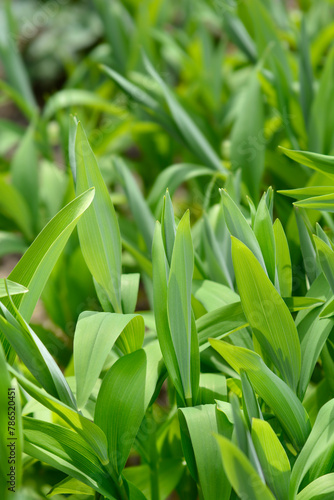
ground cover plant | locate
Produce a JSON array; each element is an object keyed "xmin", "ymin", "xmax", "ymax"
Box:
[{"xmin": 2, "ymin": 0, "xmax": 334, "ymax": 499}]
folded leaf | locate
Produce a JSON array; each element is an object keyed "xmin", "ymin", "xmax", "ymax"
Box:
[
  {"xmin": 231, "ymin": 237, "xmax": 301, "ymax": 391},
  {"xmin": 210, "ymin": 340, "xmax": 310, "ymax": 450}
]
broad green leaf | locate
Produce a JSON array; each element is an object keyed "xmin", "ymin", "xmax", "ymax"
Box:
[
  {"xmin": 196, "ymin": 302, "xmax": 248, "ymax": 350},
  {"xmin": 167, "ymin": 211, "xmax": 200, "ymax": 406},
  {"xmin": 192, "ymin": 279, "xmax": 240, "ymax": 312},
  {"xmin": 74, "ymin": 312, "xmax": 144, "ymax": 409},
  {"xmin": 210, "ymin": 340, "xmax": 311, "ymax": 450},
  {"xmin": 231, "ymin": 71, "xmax": 264, "ymax": 202},
  {"xmin": 94, "ymin": 349, "xmax": 148, "ymax": 475},
  {"xmin": 251, "ymin": 418, "xmax": 291, "ymax": 500},
  {"xmin": 152, "ymin": 222, "xmax": 184, "ymax": 403},
  {"xmin": 290, "ymin": 399, "xmax": 334, "ymax": 499},
  {"xmin": 296, "ymin": 474, "xmax": 334, "ymax": 500},
  {"xmin": 231, "ymin": 237, "xmax": 301, "ymax": 391},
  {"xmin": 7, "ymin": 365, "xmax": 109, "ymax": 465},
  {"xmin": 0, "ymin": 302, "xmax": 76, "ymax": 409},
  {"xmin": 121, "ymin": 273, "xmax": 140, "ymax": 314},
  {"xmin": 24, "ymin": 440, "xmax": 116, "ymax": 500},
  {"xmin": 220, "ymin": 189, "xmax": 266, "ymax": 271},
  {"xmin": 273, "ymin": 219, "xmax": 292, "ymax": 296},
  {"xmin": 280, "ymin": 147, "xmax": 334, "ymax": 178},
  {"xmin": 199, "ymin": 373, "xmax": 227, "ymax": 405},
  {"xmin": 144, "ymin": 54, "xmax": 226, "ymax": 173},
  {"xmin": 215, "ymin": 435, "xmax": 275, "ymax": 500},
  {"xmin": 114, "ymin": 157, "xmax": 155, "ymax": 253},
  {"xmin": 11, "ymin": 123, "xmax": 39, "ymax": 228},
  {"xmin": 179, "ymin": 405, "xmax": 231, "ymax": 500},
  {"xmin": 3, "ymin": 189, "xmax": 94, "ymax": 362},
  {"xmin": 23, "ymin": 417, "xmax": 117, "ymax": 498},
  {"xmin": 75, "ymin": 121, "xmax": 122, "ymax": 313},
  {"xmin": 254, "ymin": 194, "xmax": 276, "ymax": 283},
  {"xmin": 48, "ymin": 476, "xmax": 94, "ymax": 497}
]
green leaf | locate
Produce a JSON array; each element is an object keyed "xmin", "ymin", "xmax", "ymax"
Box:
[
  {"xmin": 296, "ymin": 474, "xmax": 334, "ymax": 500},
  {"xmin": 161, "ymin": 189, "xmax": 176, "ymax": 266},
  {"xmin": 273, "ymin": 219, "xmax": 292, "ymax": 296},
  {"xmin": 3, "ymin": 189, "xmax": 94, "ymax": 361},
  {"xmin": 202, "ymin": 215, "xmax": 234, "ymax": 288},
  {"xmin": 143, "ymin": 54, "xmax": 226, "ymax": 173},
  {"xmin": 8, "ymin": 365, "xmax": 109, "ymax": 465},
  {"xmin": 94, "ymin": 349, "xmax": 148, "ymax": 475},
  {"xmin": 231, "ymin": 237, "xmax": 301, "ymax": 391},
  {"xmin": 167, "ymin": 211, "xmax": 200, "ymax": 406},
  {"xmin": 199, "ymin": 373, "xmax": 227, "ymax": 405},
  {"xmin": 11, "ymin": 123, "xmax": 39, "ymax": 228},
  {"xmin": 314, "ymin": 235, "xmax": 334, "ymax": 292},
  {"xmin": 280, "ymin": 147, "xmax": 334, "ymax": 178},
  {"xmin": 43, "ymin": 89, "xmax": 124, "ymax": 120},
  {"xmin": 241, "ymin": 371, "xmax": 263, "ymax": 428},
  {"xmin": 197, "ymin": 302, "xmax": 248, "ymax": 350},
  {"xmin": 210, "ymin": 340, "xmax": 311, "ymax": 450},
  {"xmin": 0, "ymin": 176, "xmax": 34, "ymax": 240},
  {"xmin": 74, "ymin": 121, "xmax": 122, "ymax": 313},
  {"xmin": 114, "ymin": 157, "xmax": 155, "ymax": 253},
  {"xmin": 251, "ymin": 418, "xmax": 291, "ymax": 500},
  {"xmin": 278, "ymin": 186, "xmax": 334, "ymax": 200},
  {"xmin": 0, "ymin": 280, "xmax": 27, "ymax": 298},
  {"xmin": 231, "ymin": 71, "xmax": 265, "ymax": 202},
  {"xmin": 123, "ymin": 459, "xmax": 185, "ymax": 500},
  {"xmin": 152, "ymin": 222, "xmax": 184, "ymax": 403},
  {"xmin": 121, "ymin": 273, "xmax": 140, "ymax": 314},
  {"xmin": 254, "ymin": 193, "xmax": 276, "ymax": 283},
  {"xmin": 192, "ymin": 279, "xmax": 240, "ymax": 312},
  {"xmin": 290, "ymin": 399, "xmax": 334, "ymax": 499},
  {"xmin": 74, "ymin": 312, "xmax": 144, "ymax": 409},
  {"xmin": 295, "ymin": 208, "xmax": 319, "ymax": 284},
  {"xmin": 101, "ymin": 64, "xmax": 184, "ymax": 144},
  {"xmin": 179, "ymin": 405, "xmax": 231, "ymax": 500},
  {"xmin": 147, "ymin": 164, "xmax": 212, "ymax": 215},
  {"xmin": 23, "ymin": 417, "xmax": 117, "ymax": 499},
  {"xmin": 215, "ymin": 435, "xmax": 275, "ymax": 500},
  {"xmin": 48, "ymin": 476, "xmax": 94, "ymax": 497},
  {"xmin": 294, "ymin": 194, "xmax": 334, "ymax": 212},
  {"xmin": 0, "ymin": 302, "xmax": 76, "ymax": 409},
  {"xmin": 220, "ymin": 189, "xmax": 266, "ymax": 271}
]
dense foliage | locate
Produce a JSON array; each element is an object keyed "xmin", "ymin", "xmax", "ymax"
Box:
[{"xmin": 1, "ymin": 0, "xmax": 334, "ymax": 498}]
